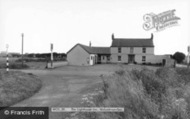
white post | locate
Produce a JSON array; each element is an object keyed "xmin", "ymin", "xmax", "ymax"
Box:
[
  {"xmin": 188, "ymin": 46, "xmax": 190, "ymax": 68},
  {"xmin": 6, "ymin": 44, "xmax": 9, "ymax": 72},
  {"xmin": 50, "ymin": 43, "xmax": 53, "ymax": 68}
]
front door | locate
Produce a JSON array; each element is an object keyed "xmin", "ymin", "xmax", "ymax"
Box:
[
  {"xmin": 89, "ymin": 55, "xmax": 95, "ymax": 65},
  {"xmin": 128, "ymin": 55, "xmax": 135, "ymax": 63}
]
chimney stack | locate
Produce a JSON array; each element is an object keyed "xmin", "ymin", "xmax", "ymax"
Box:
[
  {"xmin": 89, "ymin": 41, "xmax": 91, "ymax": 47},
  {"xmin": 112, "ymin": 33, "xmax": 115, "ymax": 40},
  {"xmin": 151, "ymin": 33, "xmax": 153, "ymax": 40}
]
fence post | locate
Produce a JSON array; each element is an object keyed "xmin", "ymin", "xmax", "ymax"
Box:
[
  {"xmin": 6, "ymin": 44, "xmax": 9, "ymax": 72},
  {"xmin": 50, "ymin": 43, "xmax": 54, "ymax": 68},
  {"xmin": 188, "ymin": 46, "xmax": 190, "ymax": 68}
]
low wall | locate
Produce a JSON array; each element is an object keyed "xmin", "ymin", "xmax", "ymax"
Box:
[
  {"xmin": 146, "ymin": 55, "xmax": 174, "ymax": 67},
  {"xmin": 47, "ymin": 61, "xmax": 68, "ymax": 68}
]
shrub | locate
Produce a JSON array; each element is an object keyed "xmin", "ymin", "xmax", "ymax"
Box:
[
  {"xmin": 79, "ymin": 67, "xmax": 190, "ymax": 119},
  {"xmin": 173, "ymin": 52, "xmax": 186, "ymax": 63},
  {"xmin": 0, "ymin": 62, "xmax": 29, "ymax": 69},
  {"xmin": 97, "ymin": 70, "xmax": 159, "ymax": 119},
  {"xmin": 175, "ymin": 68, "xmax": 190, "ymax": 84},
  {"xmin": 9, "ymin": 63, "xmax": 29, "ymax": 69}
]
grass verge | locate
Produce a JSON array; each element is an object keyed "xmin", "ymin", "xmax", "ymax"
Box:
[
  {"xmin": 77, "ymin": 67, "xmax": 190, "ymax": 119},
  {"xmin": 0, "ymin": 70, "xmax": 42, "ymax": 106}
]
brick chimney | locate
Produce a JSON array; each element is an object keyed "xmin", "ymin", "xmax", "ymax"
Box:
[
  {"xmin": 89, "ymin": 41, "xmax": 91, "ymax": 47},
  {"xmin": 151, "ymin": 33, "xmax": 153, "ymax": 40},
  {"xmin": 112, "ymin": 33, "xmax": 115, "ymax": 40}
]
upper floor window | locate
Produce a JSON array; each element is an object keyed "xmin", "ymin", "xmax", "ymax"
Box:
[
  {"xmin": 142, "ymin": 47, "xmax": 146, "ymax": 53},
  {"xmin": 118, "ymin": 47, "xmax": 121, "ymax": 53},
  {"xmin": 130, "ymin": 47, "xmax": 134, "ymax": 54}
]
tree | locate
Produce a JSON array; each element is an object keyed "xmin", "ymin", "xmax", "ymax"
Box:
[{"xmin": 173, "ymin": 52, "xmax": 185, "ymax": 63}]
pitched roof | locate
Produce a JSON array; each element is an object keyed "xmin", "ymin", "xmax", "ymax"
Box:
[
  {"xmin": 111, "ymin": 33, "xmax": 154, "ymax": 47},
  {"xmin": 67, "ymin": 44, "xmax": 110, "ymax": 55}
]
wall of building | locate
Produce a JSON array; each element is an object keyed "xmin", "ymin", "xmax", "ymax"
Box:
[
  {"xmin": 135, "ymin": 55, "xmax": 162, "ymax": 64},
  {"xmin": 110, "ymin": 47, "xmax": 154, "ymax": 63},
  {"xmin": 67, "ymin": 45, "xmax": 90, "ymax": 66},
  {"xmin": 110, "ymin": 47, "xmax": 154, "ymax": 54},
  {"xmin": 111, "ymin": 54, "xmax": 128, "ymax": 63},
  {"xmin": 101, "ymin": 55, "xmax": 111, "ymax": 63},
  {"xmin": 134, "ymin": 47, "xmax": 154, "ymax": 55}
]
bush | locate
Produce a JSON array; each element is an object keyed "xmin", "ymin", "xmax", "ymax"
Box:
[
  {"xmin": 9, "ymin": 63, "xmax": 29, "ymax": 69},
  {"xmin": 79, "ymin": 67, "xmax": 190, "ymax": 119},
  {"xmin": 132, "ymin": 68, "xmax": 166, "ymax": 104},
  {"xmin": 0, "ymin": 62, "xmax": 29, "ymax": 69},
  {"xmin": 175, "ymin": 68, "xmax": 190, "ymax": 84},
  {"xmin": 173, "ymin": 52, "xmax": 186, "ymax": 63},
  {"xmin": 95, "ymin": 70, "xmax": 159, "ymax": 119}
]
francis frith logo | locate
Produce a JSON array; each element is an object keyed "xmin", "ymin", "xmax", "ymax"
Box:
[{"xmin": 143, "ymin": 9, "xmax": 180, "ymax": 31}]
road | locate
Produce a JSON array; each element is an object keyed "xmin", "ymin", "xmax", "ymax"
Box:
[
  {"xmin": 12, "ymin": 64, "xmax": 157, "ymax": 119},
  {"xmin": 13, "ymin": 66, "xmax": 106, "ymax": 119}
]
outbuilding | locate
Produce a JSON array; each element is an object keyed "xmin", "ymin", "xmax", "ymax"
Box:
[{"xmin": 67, "ymin": 44, "xmax": 110, "ymax": 66}]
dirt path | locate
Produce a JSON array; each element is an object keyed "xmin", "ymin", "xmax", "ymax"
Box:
[{"xmin": 13, "ymin": 69, "xmax": 104, "ymax": 119}]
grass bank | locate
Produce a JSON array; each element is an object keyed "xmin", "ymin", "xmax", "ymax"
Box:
[
  {"xmin": 78, "ymin": 67, "xmax": 190, "ymax": 119},
  {"xmin": 0, "ymin": 70, "xmax": 42, "ymax": 106}
]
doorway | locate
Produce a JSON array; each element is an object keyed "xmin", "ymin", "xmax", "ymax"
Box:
[{"xmin": 128, "ymin": 55, "xmax": 135, "ymax": 63}]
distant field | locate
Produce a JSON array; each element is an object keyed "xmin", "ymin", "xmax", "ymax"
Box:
[
  {"xmin": 0, "ymin": 57, "xmax": 18, "ymax": 63},
  {"xmin": 0, "ymin": 57, "xmax": 47, "ymax": 69}
]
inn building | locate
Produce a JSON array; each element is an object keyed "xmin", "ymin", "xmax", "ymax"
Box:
[
  {"xmin": 67, "ymin": 34, "xmax": 173, "ymax": 66},
  {"xmin": 110, "ymin": 34, "xmax": 154, "ymax": 64}
]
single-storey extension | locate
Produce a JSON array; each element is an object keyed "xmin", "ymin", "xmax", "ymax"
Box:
[{"xmin": 67, "ymin": 44, "xmax": 110, "ymax": 65}]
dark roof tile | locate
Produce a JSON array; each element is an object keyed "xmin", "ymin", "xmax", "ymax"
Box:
[
  {"xmin": 111, "ymin": 34, "xmax": 154, "ymax": 47},
  {"xmin": 80, "ymin": 44, "xmax": 110, "ymax": 54},
  {"xmin": 67, "ymin": 44, "xmax": 110, "ymax": 55}
]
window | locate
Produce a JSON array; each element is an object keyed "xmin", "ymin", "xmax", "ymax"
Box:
[
  {"xmin": 107, "ymin": 56, "xmax": 110, "ymax": 61},
  {"xmin": 142, "ymin": 47, "xmax": 146, "ymax": 53},
  {"xmin": 130, "ymin": 47, "xmax": 134, "ymax": 54},
  {"xmin": 142, "ymin": 56, "xmax": 146, "ymax": 62},
  {"xmin": 118, "ymin": 47, "xmax": 121, "ymax": 53},
  {"xmin": 102, "ymin": 56, "xmax": 104, "ymax": 60},
  {"xmin": 118, "ymin": 56, "xmax": 121, "ymax": 61}
]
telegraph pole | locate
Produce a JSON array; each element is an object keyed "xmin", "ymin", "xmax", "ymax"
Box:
[
  {"xmin": 188, "ymin": 46, "xmax": 190, "ymax": 68},
  {"xmin": 6, "ymin": 44, "xmax": 9, "ymax": 72},
  {"xmin": 21, "ymin": 33, "xmax": 24, "ymax": 67},
  {"xmin": 50, "ymin": 43, "xmax": 54, "ymax": 68}
]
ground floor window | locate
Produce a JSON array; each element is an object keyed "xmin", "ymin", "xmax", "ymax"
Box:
[
  {"xmin": 118, "ymin": 56, "xmax": 121, "ymax": 61},
  {"xmin": 142, "ymin": 56, "xmax": 146, "ymax": 62},
  {"xmin": 107, "ymin": 56, "xmax": 110, "ymax": 61}
]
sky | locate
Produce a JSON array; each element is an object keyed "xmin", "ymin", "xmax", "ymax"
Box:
[{"xmin": 0, "ymin": 0, "xmax": 190, "ymax": 55}]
